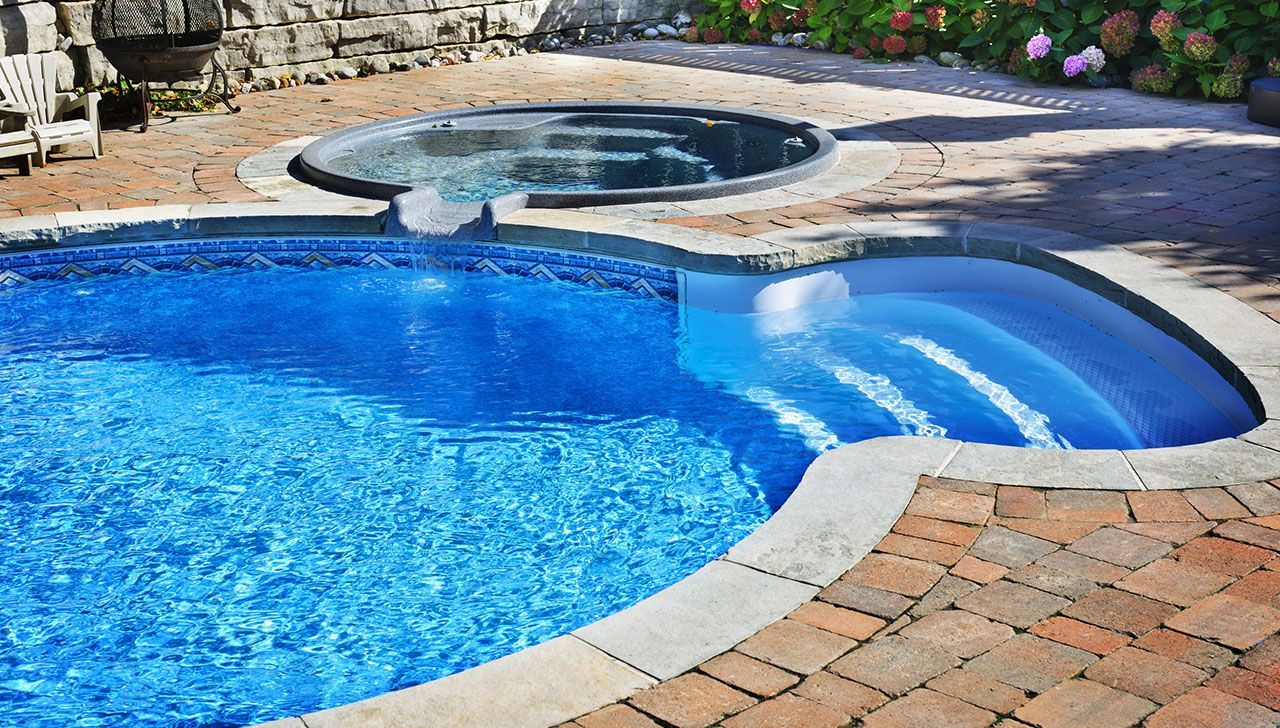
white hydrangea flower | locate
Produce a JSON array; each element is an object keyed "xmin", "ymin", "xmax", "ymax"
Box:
[{"xmin": 1082, "ymin": 45, "xmax": 1106, "ymax": 73}]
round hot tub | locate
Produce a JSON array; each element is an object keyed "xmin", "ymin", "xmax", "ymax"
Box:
[{"xmin": 297, "ymin": 102, "xmax": 840, "ymax": 205}]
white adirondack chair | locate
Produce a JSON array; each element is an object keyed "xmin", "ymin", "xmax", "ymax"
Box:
[{"xmin": 0, "ymin": 54, "xmax": 102, "ymax": 166}]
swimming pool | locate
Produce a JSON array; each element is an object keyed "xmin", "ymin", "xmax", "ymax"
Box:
[
  {"xmin": 297, "ymin": 103, "xmax": 838, "ymax": 205},
  {"xmin": 0, "ymin": 239, "xmax": 1253, "ymax": 726}
]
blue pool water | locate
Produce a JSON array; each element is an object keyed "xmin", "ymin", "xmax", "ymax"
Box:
[{"xmin": 0, "ymin": 264, "xmax": 1243, "ymax": 726}]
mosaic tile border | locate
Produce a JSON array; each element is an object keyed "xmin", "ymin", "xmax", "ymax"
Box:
[{"xmin": 0, "ymin": 237, "xmax": 680, "ymax": 302}]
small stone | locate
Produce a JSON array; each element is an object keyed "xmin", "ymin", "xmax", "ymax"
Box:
[
  {"xmin": 428, "ymin": 58, "xmax": 442, "ymax": 68},
  {"xmin": 1147, "ymin": 686, "xmax": 1280, "ymax": 728},
  {"xmin": 1069, "ymin": 527, "xmax": 1171, "ymax": 569},
  {"xmin": 629, "ymin": 23, "xmax": 649, "ymax": 34},
  {"xmin": 790, "ymin": 601, "xmax": 886, "ymax": 640},
  {"xmin": 927, "ymin": 669, "xmax": 1029, "ymax": 714},
  {"xmin": 1031, "ymin": 616, "xmax": 1130, "ymax": 656},
  {"xmin": 541, "ymin": 37, "xmax": 560, "ymax": 51},
  {"xmin": 864, "ymin": 689, "xmax": 995, "ymax": 728},
  {"xmin": 952, "ymin": 59, "xmax": 971, "ymax": 69},
  {"xmin": 466, "ymin": 51, "xmax": 485, "ymax": 63},
  {"xmin": 336, "ymin": 66, "xmax": 358, "ymax": 80},
  {"xmin": 956, "ymin": 580, "xmax": 1070, "ymax": 629},
  {"xmin": 656, "ymin": 24, "xmax": 678, "ymax": 37},
  {"xmin": 966, "ymin": 634, "xmax": 1097, "ymax": 694},
  {"xmin": 1134, "ymin": 628, "xmax": 1236, "ymax": 671},
  {"xmin": 720, "ymin": 694, "xmax": 847, "ymax": 728},
  {"xmin": 700, "ymin": 652, "xmax": 798, "ymax": 697},
  {"xmin": 642, "ymin": 28, "xmax": 660, "ymax": 39},
  {"xmin": 898, "ymin": 609, "xmax": 1014, "ymax": 658},
  {"xmin": 938, "ymin": 51, "xmax": 963, "ymax": 65},
  {"xmin": 913, "ymin": 55, "xmax": 938, "ymax": 65},
  {"xmin": 1064, "ymin": 588, "xmax": 1179, "ymax": 636},
  {"xmin": 793, "ymin": 672, "xmax": 887, "ymax": 718},
  {"xmin": 811, "ymin": 40, "xmax": 828, "ymax": 50},
  {"xmin": 736, "ymin": 619, "xmax": 855, "ymax": 674},
  {"xmin": 1085, "ymin": 646, "xmax": 1208, "ymax": 704},
  {"xmin": 829, "ymin": 636, "xmax": 960, "ymax": 696},
  {"xmin": 1015, "ymin": 679, "xmax": 1156, "ymax": 727},
  {"xmin": 621, "ymin": 33, "xmax": 634, "ymax": 42},
  {"xmin": 367, "ymin": 57, "xmax": 390, "ymax": 74},
  {"xmin": 628, "ymin": 673, "xmax": 755, "ymax": 728},
  {"xmin": 771, "ymin": 32, "xmax": 787, "ymax": 46},
  {"xmin": 414, "ymin": 54, "xmax": 431, "ymax": 66},
  {"xmin": 791, "ymin": 32, "xmax": 808, "ymax": 47},
  {"xmin": 1166, "ymin": 594, "xmax": 1280, "ymax": 650}
]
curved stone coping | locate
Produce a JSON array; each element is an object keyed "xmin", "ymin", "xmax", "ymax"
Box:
[
  {"xmin": 5, "ymin": 205, "xmax": 1280, "ymax": 726},
  {"xmin": 295, "ymin": 102, "xmax": 841, "ymax": 206},
  {"xmin": 0, "ymin": 201, "xmax": 389, "ymax": 252}
]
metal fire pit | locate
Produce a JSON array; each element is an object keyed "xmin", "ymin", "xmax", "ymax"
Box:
[{"xmin": 92, "ymin": 0, "xmax": 240, "ymax": 132}]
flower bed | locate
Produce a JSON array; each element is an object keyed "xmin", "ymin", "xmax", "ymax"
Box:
[{"xmin": 693, "ymin": 0, "xmax": 1280, "ymax": 99}]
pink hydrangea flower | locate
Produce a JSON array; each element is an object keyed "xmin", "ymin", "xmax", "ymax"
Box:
[
  {"xmin": 739, "ymin": 0, "xmax": 762, "ymax": 13},
  {"xmin": 1132, "ymin": 64, "xmax": 1175, "ymax": 94},
  {"xmin": 890, "ymin": 11, "xmax": 913, "ymax": 31},
  {"xmin": 883, "ymin": 34, "xmax": 908, "ymax": 55},
  {"xmin": 1101, "ymin": 11, "xmax": 1139, "ymax": 56},
  {"xmin": 1183, "ymin": 32, "xmax": 1217, "ymax": 64},
  {"xmin": 1150, "ymin": 10, "xmax": 1181, "ymax": 50}
]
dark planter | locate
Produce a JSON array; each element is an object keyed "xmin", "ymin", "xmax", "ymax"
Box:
[{"xmin": 1248, "ymin": 77, "xmax": 1280, "ymax": 129}]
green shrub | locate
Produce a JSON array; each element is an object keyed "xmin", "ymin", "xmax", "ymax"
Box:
[{"xmin": 692, "ymin": 0, "xmax": 1280, "ymax": 98}]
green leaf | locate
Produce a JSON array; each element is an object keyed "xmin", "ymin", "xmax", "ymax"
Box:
[
  {"xmin": 1081, "ymin": 3, "xmax": 1104, "ymax": 24},
  {"xmin": 1262, "ymin": 2, "xmax": 1280, "ymax": 17},
  {"xmin": 1197, "ymin": 71, "xmax": 1215, "ymax": 98},
  {"xmin": 1204, "ymin": 8, "xmax": 1228, "ymax": 31},
  {"xmin": 1035, "ymin": 0, "xmax": 1055, "ymax": 13},
  {"xmin": 959, "ymin": 31, "xmax": 986, "ymax": 48}
]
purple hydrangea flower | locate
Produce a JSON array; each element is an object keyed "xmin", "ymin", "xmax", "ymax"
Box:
[
  {"xmin": 1026, "ymin": 34, "xmax": 1052, "ymax": 60},
  {"xmin": 1063, "ymin": 54, "xmax": 1087, "ymax": 77}
]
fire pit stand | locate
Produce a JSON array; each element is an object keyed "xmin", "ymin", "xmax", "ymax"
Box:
[{"xmin": 92, "ymin": 0, "xmax": 240, "ymax": 132}]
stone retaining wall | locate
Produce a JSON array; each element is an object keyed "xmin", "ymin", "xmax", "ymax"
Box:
[{"xmin": 0, "ymin": 0, "xmax": 690, "ymax": 90}]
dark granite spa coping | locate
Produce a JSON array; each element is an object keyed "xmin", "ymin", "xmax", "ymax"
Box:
[{"xmin": 294, "ymin": 102, "xmax": 840, "ymax": 206}]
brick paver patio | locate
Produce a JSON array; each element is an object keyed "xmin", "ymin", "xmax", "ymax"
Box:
[
  {"xmin": 2, "ymin": 43, "xmax": 1277, "ymax": 316},
  {"xmin": 564, "ymin": 477, "xmax": 1280, "ymax": 728}
]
